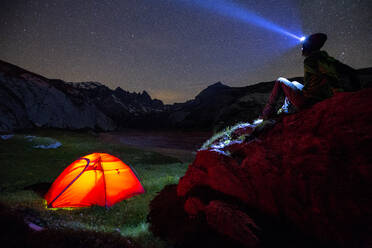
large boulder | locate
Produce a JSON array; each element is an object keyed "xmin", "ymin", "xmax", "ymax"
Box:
[{"xmin": 149, "ymin": 88, "xmax": 372, "ymax": 247}]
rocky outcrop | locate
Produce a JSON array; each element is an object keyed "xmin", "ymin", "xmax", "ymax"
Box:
[
  {"xmin": 149, "ymin": 88, "xmax": 372, "ymax": 247},
  {"xmin": 0, "ymin": 60, "xmax": 165, "ymax": 132},
  {"xmin": 0, "ymin": 73, "xmax": 116, "ymax": 131}
]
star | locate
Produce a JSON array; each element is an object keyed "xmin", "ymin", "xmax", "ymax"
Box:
[{"xmin": 0, "ymin": 0, "xmax": 370, "ymax": 104}]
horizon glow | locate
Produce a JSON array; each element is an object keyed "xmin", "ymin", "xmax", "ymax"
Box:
[{"xmin": 179, "ymin": 0, "xmax": 304, "ymax": 42}]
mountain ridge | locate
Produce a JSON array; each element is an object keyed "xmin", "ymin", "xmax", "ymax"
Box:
[{"xmin": 1, "ymin": 59, "xmax": 371, "ymax": 132}]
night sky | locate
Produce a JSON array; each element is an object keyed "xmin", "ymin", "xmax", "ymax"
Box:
[{"xmin": 1, "ymin": 0, "xmax": 371, "ymax": 103}]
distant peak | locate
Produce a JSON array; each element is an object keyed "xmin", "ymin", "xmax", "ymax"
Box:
[
  {"xmin": 73, "ymin": 81, "xmax": 104, "ymax": 89},
  {"xmin": 195, "ymin": 82, "xmax": 230, "ymax": 100},
  {"xmin": 208, "ymin": 82, "xmax": 228, "ymax": 88},
  {"xmin": 142, "ymin": 90, "xmax": 150, "ymax": 97}
]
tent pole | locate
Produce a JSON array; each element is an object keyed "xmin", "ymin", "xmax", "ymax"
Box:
[{"xmin": 47, "ymin": 158, "xmax": 90, "ymax": 208}]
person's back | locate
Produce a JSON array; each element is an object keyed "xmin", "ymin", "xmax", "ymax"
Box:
[
  {"xmin": 302, "ymin": 50, "xmax": 334, "ymax": 103},
  {"xmin": 259, "ymin": 33, "xmax": 360, "ymax": 120},
  {"xmin": 303, "ymin": 50, "xmax": 361, "ymax": 104},
  {"xmin": 317, "ymin": 51, "xmax": 361, "ymax": 92}
]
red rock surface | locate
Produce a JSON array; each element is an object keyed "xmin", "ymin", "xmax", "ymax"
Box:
[{"xmin": 149, "ymin": 89, "xmax": 372, "ymax": 247}]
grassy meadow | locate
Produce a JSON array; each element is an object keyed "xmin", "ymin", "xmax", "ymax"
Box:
[{"xmin": 0, "ymin": 129, "xmax": 190, "ymax": 247}]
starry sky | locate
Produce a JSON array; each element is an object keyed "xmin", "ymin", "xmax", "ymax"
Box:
[{"xmin": 1, "ymin": 0, "xmax": 371, "ymax": 103}]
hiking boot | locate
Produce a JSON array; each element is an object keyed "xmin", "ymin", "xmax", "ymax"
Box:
[{"xmin": 277, "ymin": 97, "xmax": 297, "ymax": 115}]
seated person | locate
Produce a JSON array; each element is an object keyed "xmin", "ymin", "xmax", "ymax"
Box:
[{"xmin": 260, "ymin": 33, "xmax": 360, "ymax": 120}]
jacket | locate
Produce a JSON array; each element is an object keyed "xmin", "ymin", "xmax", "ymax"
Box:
[{"xmin": 303, "ymin": 51, "xmax": 342, "ymax": 102}]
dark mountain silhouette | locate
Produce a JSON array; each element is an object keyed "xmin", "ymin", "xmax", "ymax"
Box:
[{"xmin": 0, "ymin": 59, "xmax": 371, "ymax": 132}]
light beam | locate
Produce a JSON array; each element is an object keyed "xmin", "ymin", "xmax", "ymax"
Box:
[{"xmin": 179, "ymin": 0, "xmax": 304, "ymax": 42}]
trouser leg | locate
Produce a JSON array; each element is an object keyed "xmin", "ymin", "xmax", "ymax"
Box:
[
  {"xmin": 281, "ymin": 79, "xmax": 305, "ymax": 107},
  {"xmin": 261, "ymin": 78, "xmax": 305, "ymax": 119}
]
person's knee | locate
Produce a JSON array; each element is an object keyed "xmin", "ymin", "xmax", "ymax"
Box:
[
  {"xmin": 276, "ymin": 77, "xmax": 289, "ymax": 84},
  {"xmin": 291, "ymin": 81, "xmax": 304, "ymax": 90}
]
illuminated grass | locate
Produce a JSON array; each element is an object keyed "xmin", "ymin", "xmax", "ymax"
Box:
[
  {"xmin": 200, "ymin": 122, "xmax": 253, "ymax": 150},
  {"xmin": 0, "ymin": 129, "xmax": 188, "ymax": 248}
]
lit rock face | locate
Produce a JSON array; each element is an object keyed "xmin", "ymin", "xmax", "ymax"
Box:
[
  {"xmin": 0, "ymin": 74, "xmax": 116, "ymax": 131},
  {"xmin": 149, "ymin": 88, "xmax": 372, "ymax": 248},
  {"xmin": 0, "ymin": 60, "xmax": 164, "ymax": 132}
]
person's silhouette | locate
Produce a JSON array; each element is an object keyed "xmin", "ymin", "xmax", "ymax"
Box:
[{"xmin": 259, "ymin": 33, "xmax": 359, "ymax": 120}]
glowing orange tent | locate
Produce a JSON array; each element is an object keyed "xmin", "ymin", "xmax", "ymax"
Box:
[{"xmin": 45, "ymin": 153, "xmax": 145, "ymax": 208}]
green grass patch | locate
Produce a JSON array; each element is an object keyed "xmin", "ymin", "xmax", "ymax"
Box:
[
  {"xmin": 200, "ymin": 122, "xmax": 252, "ymax": 150},
  {"xmin": 0, "ymin": 129, "xmax": 188, "ymax": 247}
]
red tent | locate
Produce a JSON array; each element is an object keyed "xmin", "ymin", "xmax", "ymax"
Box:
[{"xmin": 45, "ymin": 153, "xmax": 145, "ymax": 208}]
